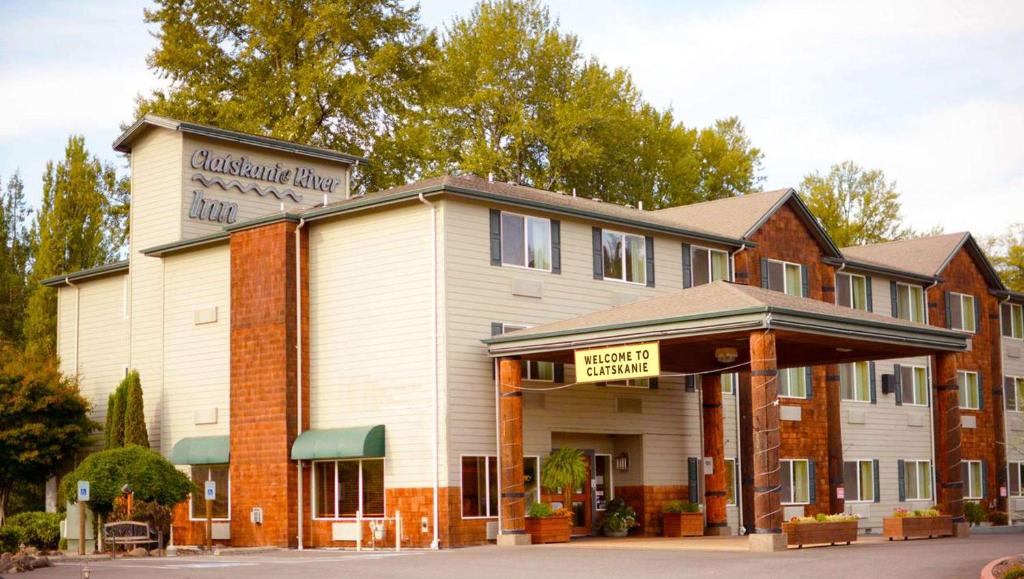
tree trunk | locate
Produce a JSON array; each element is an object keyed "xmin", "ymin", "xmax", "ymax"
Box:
[{"xmin": 0, "ymin": 486, "xmax": 9, "ymax": 527}]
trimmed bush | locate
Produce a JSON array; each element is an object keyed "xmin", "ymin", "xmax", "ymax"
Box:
[
  {"xmin": 527, "ymin": 502, "xmax": 553, "ymax": 518},
  {"xmin": 964, "ymin": 501, "xmax": 987, "ymax": 525},
  {"xmin": 663, "ymin": 500, "xmax": 700, "ymax": 514},
  {"xmin": 0, "ymin": 525, "xmax": 25, "ymax": 555},
  {"xmin": 6, "ymin": 511, "xmax": 62, "ymax": 549},
  {"xmin": 61, "ymin": 445, "xmax": 194, "ymax": 517}
]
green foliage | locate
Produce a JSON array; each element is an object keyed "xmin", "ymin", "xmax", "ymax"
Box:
[
  {"xmin": 0, "ymin": 525, "xmax": 25, "ymax": 554},
  {"xmin": 104, "ymin": 393, "xmax": 116, "ymax": 450},
  {"xmin": 541, "ymin": 448, "xmax": 587, "ymax": 499},
  {"xmin": 663, "ymin": 500, "xmax": 700, "ymax": 514},
  {"xmin": 109, "ymin": 380, "xmax": 128, "ymax": 449},
  {"xmin": 6, "ymin": 512, "xmax": 62, "ymax": 550},
  {"xmin": 990, "ymin": 510, "xmax": 1008, "ymax": 526},
  {"xmin": 61, "ymin": 446, "xmax": 194, "ymax": 517},
  {"xmin": 601, "ymin": 498, "xmax": 638, "ymax": 533},
  {"xmin": 964, "ymin": 501, "xmax": 987, "ymax": 525},
  {"xmin": 0, "ymin": 172, "xmax": 32, "ymax": 346},
  {"xmin": 0, "ymin": 344, "xmax": 97, "ymax": 526},
  {"xmin": 122, "ymin": 371, "xmax": 149, "ymax": 448},
  {"xmin": 984, "ymin": 224, "xmax": 1024, "ymax": 292},
  {"xmin": 24, "ymin": 136, "xmax": 127, "ymax": 358},
  {"xmin": 1003, "ymin": 566, "xmax": 1024, "ymax": 579},
  {"xmin": 527, "ymin": 502, "xmax": 553, "ymax": 518},
  {"xmin": 800, "ymin": 160, "xmax": 911, "ymax": 248}
]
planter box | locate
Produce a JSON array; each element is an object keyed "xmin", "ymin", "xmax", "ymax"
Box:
[
  {"xmin": 662, "ymin": 512, "xmax": 704, "ymax": 537},
  {"xmin": 883, "ymin": 515, "xmax": 953, "ymax": 541},
  {"xmin": 525, "ymin": 515, "xmax": 572, "ymax": 544},
  {"xmin": 781, "ymin": 521, "xmax": 858, "ymax": 548}
]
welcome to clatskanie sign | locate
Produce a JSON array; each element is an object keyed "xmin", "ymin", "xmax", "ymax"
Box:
[{"xmin": 574, "ymin": 342, "xmax": 660, "ymax": 383}]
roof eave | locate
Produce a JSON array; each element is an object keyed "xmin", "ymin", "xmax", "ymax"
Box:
[
  {"xmin": 742, "ymin": 190, "xmax": 844, "ymax": 259},
  {"xmin": 40, "ymin": 260, "xmax": 130, "ymax": 287}
]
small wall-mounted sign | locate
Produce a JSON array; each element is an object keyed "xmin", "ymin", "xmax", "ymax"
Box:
[
  {"xmin": 205, "ymin": 480, "xmax": 217, "ymax": 501},
  {"xmin": 836, "ymin": 486, "xmax": 845, "ymax": 500},
  {"xmin": 77, "ymin": 481, "xmax": 90, "ymax": 502},
  {"xmin": 702, "ymin": 457, "xmax": 714, "ymax": 475},
  {"xmin": 574, "ymin": 342, "xmax": 660, "ymax": 383}
]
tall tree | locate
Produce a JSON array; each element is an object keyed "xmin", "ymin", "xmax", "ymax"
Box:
[
  {"xmin": 23, "ymin": 136, "xmax": 124, "ymax": 358},
  {"xmin": 985, "ymin": 224, "xmax": 1024, "ymax": 292},
  {"xmin": 136, "ymin": 0, "xmax": 436, "ymax": 190},
  {"xmin": 410, "ymin": 0, "xmax": 762, "ymax": 207},
  {"xmin": 0, "ymin": 172, "xmax": 33, "ymax": 345},
  {"xmin": 122, "ymin": 371, "xmax": 149, "ymax": 448},
  {"xmin": 800, "ymin": 161, "xmax": 911, "ymax": 247},
  {"xmin": 0, "ymin": 344, "xmax": 97, "ymax": 526}
]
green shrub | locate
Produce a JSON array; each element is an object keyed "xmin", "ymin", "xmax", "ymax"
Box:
[
  {"xmin": 122, "ymin": 371, "xmax": 149, "ymax": 448},
  {"xmin": 0, "ymin": 525, "xmax": 25, "ymax": 554},
  {"xmin": 989, "ymin": 510, "xmax": 1009, "ymax": 525},
  {"xmin": 964, "ymin": 501, "xmax": 987, "ymax": 525},
  {"xmin": 527, "ymin": 502, "xmax": 553, "ymax": 518},
  {"xmin": 61, "ymin": 445, "xmax": 194, "ymax": 517},
  {"xmin": 6, "ymin": 511, "xmax": 62, "ymax": 549},
  {"xmin": 1003, "ymin": 566, "xmax": 1024, "ymax": 579},
  {"xmin": 663, "ymin": 500, "xmax": 700, "ymax": 514}
]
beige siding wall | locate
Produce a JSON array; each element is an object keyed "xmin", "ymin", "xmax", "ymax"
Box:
[
  {"xmin": 160, "ymin": 244, "xmax": 231, "ymax": 456},
  {"xmin": 56, "ymin": 275, "xmax": 130, "ymax": 437},
  {"xmin": 308, "ymin": 202, "xmax": 440, "ymax": 488},
  {"xmin": 1002, "ymin": 337, "xmax": 1024, "ymax": 519},
  {"xmin": 441, "ymin": 198, "xmax": 725, "ymax": 490}
]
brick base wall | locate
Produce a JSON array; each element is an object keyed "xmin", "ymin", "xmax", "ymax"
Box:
[
  {"xmin": 615, "ymin": 485, "xmax": 688, "ymax": 536},
  {"xmin": 170, "ymin": 502, "xmax": 231, "ymax": 547}
]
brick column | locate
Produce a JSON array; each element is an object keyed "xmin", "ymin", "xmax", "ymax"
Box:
[
  {"xmin": 498, "ymin": 357, "xmax": 529, "ymax": 545},
  {"xmin": 701, "ymin": 373, "xmax": 729, "ymax": 534},
  {"xmin": 825, "ymin": 365, "xmax": 845, "ymax": 514},
  {"xmin": 749, "ymin": 331, "xmax": 785, "ymax": 551},
  {"xmin": 932, "ymin": 351, "xmax": 966, "ymax": 532},
  {"xmin": 229, "ymin": 219, "xmax": 309, "ymax": 548}
]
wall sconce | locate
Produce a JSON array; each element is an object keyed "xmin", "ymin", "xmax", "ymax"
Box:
[
  {"xmin": 715, "ymin": 347, "xmax": 738, "ymax": 364},
  {"xmin": 614, "ymin": 453, "xmax": 629, "ymax": 472}
]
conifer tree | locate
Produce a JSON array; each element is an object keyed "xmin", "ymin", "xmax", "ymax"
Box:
[
  {"xmin": 104, "ymin": 392, "xmax": 117, "ymax": 450},
  {"xmin": 109, "ymin": 380, "xmax": 128, "ymax": 449},
  {"xmin": 122, "ymin": 371, "xmax": 149, "ymax": 448},
  {"xmin": 0, "ymin": 172, "xmax": 32, "ymax": 345}
]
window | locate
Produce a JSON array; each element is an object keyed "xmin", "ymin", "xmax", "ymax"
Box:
[
  {"xmin": 602, "ymin": 230, "xmax": 646, "ymax": 284},
  {"xmin": 903, "ymin": 460, "xmax": 933, "ymax": 501},
  {"xmin": 961, "ymin": 460, "xmax": 984, "ymax": 499},
  {"xmin": 461, "ymin": 456, "xmax": 498, "ymax": 518},
  {"xmin": 842, "ymin": 460, "xmax": 875, "ymax": 502},
  {"xmin": 840, "ymin": 362, "xmax": 871, "ymax": 402},
  {"xmin": 900, "ymin": 365, "xmax": 929, "ymax": 406},
  {"xmin": 778, "ymin": 367, "xmax": 808, "ymax": 399},
  {"xmin": 949, "ymin": 292, "xmax": 977, "ymax": 333},
  {"xmin": 594, "ymin": 455, "xmax": 613, "ymax": 511},
  {"xmin": 189, "ymin": 464, "xmax": 230, "ymax": 520},
  {"xmin": 780, "ymin": 459, "xmax": 810, "ymax": 504},
  {"xmin": 691, "ymin": 246, "xmax": 730, "ymax": 286},
  {"xmin": 314, "ymin": 459, "xmax": 385, "ymax": 518},
  {"xmin": 725, "ymin": 458, "xmax": 738, "ymax": 506},
  {"xmin": 1007, "ymin": 376, "xmax": 1024, "ymax": 412},
  {"xmin": 957, "ymin": 371, "xmax": 980, "ymax": 410},
  {"xmin": 895, "ymin": 283, "xmax": 926, "ymax": 323},
  {"xmin": 1010, "ymin": 462, "xmax": 1024, "ymax": 497},
  {"xmin": 1002, "ymin": 303, "xmax": 1024, "ymax": 339},
  {"xmin": 836, "ymin": 272, "xmax": 868, "ymax": 311},
  {"xmin": 524, "ymin": 456, "xmax": 541, "ymax": 507},
  {"xmin": 500, "ymin": 212, "xmax": 551, "ymax": 271},
  {"xmin": 765, "ymin": 259, "xmax": 804, "ymax": 297},
  {"xmin": 721, "ymin": 373, "xmax": 737, "ymax": 395},
  {"xmin": 501, "ymin": 324, "xmax": 554, "ymax": 381}
]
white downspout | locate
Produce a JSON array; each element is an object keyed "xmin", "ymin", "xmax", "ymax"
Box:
[
  {"xmin": 418, "ymin": 193, "xmax": 440, "ymax": 550},
  {"xmin": 295, "ymin": 218, "xmax": 306, "ymax": 550}
]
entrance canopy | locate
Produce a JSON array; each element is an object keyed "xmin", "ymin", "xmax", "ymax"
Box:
[{"xmin": 484, "ymin": 281, "xmax": 968, "ymax": 372}]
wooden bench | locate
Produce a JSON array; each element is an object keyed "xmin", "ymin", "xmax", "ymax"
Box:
[{"xmin": 103, "ymin": 521, "xmax": 157, "ymax": 551}]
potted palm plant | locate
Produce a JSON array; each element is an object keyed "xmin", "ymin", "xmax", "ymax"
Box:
[{"xmin": 525, "ymin": 449, "xmax": 588, "ymax": 543}]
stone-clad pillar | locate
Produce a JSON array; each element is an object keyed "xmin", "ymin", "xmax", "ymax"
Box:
[
  {"xmin": 702, "ymin": 373, "xmax": 729, "ymax": 534},
  {"xmin": 749, "ymin": 331, "xmax": 785, "ymax": 551},
  {"xmin": 825, "ymin": 365, "xmax": 845, "ymax": 514},
  {"xmin": 932, "ymin": 351, "xmax": 968, "ymax": 536},
  {"xmin": 498, "ymin": 357, "xmax": 529, "ymax": 545}
]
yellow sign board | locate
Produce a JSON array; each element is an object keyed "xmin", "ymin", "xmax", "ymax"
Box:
[{"xmin": 574, "ymin": 343, "xmax": 660, "ymax": 383}]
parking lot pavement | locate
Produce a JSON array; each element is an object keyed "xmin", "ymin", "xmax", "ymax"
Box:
[{"xmin": 23, "ymin": 532, "xmax": 1024, "ymax": 579}]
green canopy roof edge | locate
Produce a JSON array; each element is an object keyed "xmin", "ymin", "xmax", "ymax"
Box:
[
  {"xmin": 291, "ymin": 425, "xmax": 386, "ymax": 461},
  {"xmin": 169, "ymin": 435, "xmax": 230, "ymax": 465}
]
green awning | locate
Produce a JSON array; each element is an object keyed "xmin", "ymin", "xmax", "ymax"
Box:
[
  {"xmin": 290, "ymin": 425, "xmax": 385, "ymax": 460},
  {"xmin": 169, "ymin": 435, "xmax": 230, "ymax": 465}
]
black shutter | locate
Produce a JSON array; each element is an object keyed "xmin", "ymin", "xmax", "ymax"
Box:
[
  {"xmin": 685, "ymin": 375, "xmax": 697, "ymax": 392},
  {"xmin": 890, "ymin": 281, "xmax": 899, "ymax": 318},
  {"xmin": 805, "ymin": 367, "xmax": 813, "ymax": 399},
  {"xmin": 974, "ymin": 296, "xmax": 981, "ymax": 332},
  {"xmin": 869, "ymin": 362, "xmax": 877, "ymax": 404},
  {"xmin": 489, "ymin": 209, "xmax": 502, "ymax": 266},
  {"xmin": 808, "ymin": 460, "xmax": 816, "ymax": 504},
  {"xmin": 553, "ymin": 364, "xmax": 564, "ymax": 383},
  {"xmin": 894, "ymin": 364, "xmax": 903, "ymax": 406},
  {"xmin": 978, "ymin": 372, "xmax": 984, "ymax": 410},
  {"xmin": 760, "ymin": 258, "xmax": 769, "ymax": 288},
  {"xmin": 945, "ymin": 291, "xmax": 953, "ymax": 328},
  {"xmin": 873, "ymin": 459, "xmax": 881, "ymax": 503},
  {"xmin": 926, "ymin": 366, "xmax": 932, "ymax": 407},
  {"xmin": 550, "ymin": 219, "xmax": 561, "ymax": 274},
  {"xmin": 897, "ymin": 460, "xmax": 906, "ymax": 501},
  {"xmin": 648, "ymin": 377, "xmax": 659, "ymax": 390},
  {"xmin": 681, "ymin": 243, "xmax": 692, "ymax": 288},
  {"xmin": 866, "ymin": 276, "xmax": 874, "ymax": 312},
  {"xmin": 801, "ymin": 265, "xmax": 810, "ymax": 297},
  {"xmin": 981, "ymin": 460, "xmax": 987, "ymax": 498},
  {"xmin": 592, "ymin": 227, "xmax": 603, "ymax": 280},
  {"xmin": 1007, "ymin": 377, "xmax": 1017, "ymax": 411},
  {"xmin": 688, "ymin": 457, "xmax": 699, "ymax": 503},
  {"xmin": 645, "ymin": 236, "xmax": 655, "ymax": 288}
]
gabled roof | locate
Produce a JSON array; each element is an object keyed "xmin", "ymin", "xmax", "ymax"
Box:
[
  {"xmin": 653, "ymin": 188, "xmax": 843, "ymax": 258},
  {"xmin": 113, "ymin": 114, "xmax": 367, "ymax": 165},
  {"xmin": 841, "ymin": 232, "xmax": 1005, "ymax": 289}
]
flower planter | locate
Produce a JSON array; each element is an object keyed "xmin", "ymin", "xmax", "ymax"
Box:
[
  {"xmin": 882, "ymin": 515, "xmax": 953, "ymax": 541},
  {"xmin": 525, "ymin": 515, "xmax": 572, "ymax": 544},
  {"xmin": 781, "ymin": 520, "xmax": 858, "ymax": 548},
  {"xmin": 662, "ymin": 512, "xmax": 704, "ymax": 537}
]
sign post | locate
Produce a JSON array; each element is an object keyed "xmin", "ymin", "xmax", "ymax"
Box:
[
  {"xmin": 204, "ymin": 480, "xmax": 216, "ymax": 552},
  {"xmin": 77, "ymin": 481, "xmax": 90, "ymax": 555}
]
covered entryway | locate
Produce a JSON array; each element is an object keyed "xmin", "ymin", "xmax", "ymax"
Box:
[{"xmin": 484, "ymin": 281, "xmax": 971, "ymax": 551}]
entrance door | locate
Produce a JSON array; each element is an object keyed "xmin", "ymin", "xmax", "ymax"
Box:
[{"xmin": 542, "ymin": 449, "xmax": 595, "ymax": 536}]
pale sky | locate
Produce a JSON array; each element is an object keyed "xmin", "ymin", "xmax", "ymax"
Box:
[{"xmin": 1, "ymin": 0, "xmax": 1022, "ymax": 238}]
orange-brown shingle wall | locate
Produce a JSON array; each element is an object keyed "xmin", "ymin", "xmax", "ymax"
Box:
[
  {"xmin": 930, "ymin": 247, "xmax": 1006, "ymax": 513},
  {"xmin": 229, "ymin": 219, "xmax": 310, "ymax": 548},
  {"xmin": 735, "ymin": 201, "xmax": 838, "ymax": 517}
]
